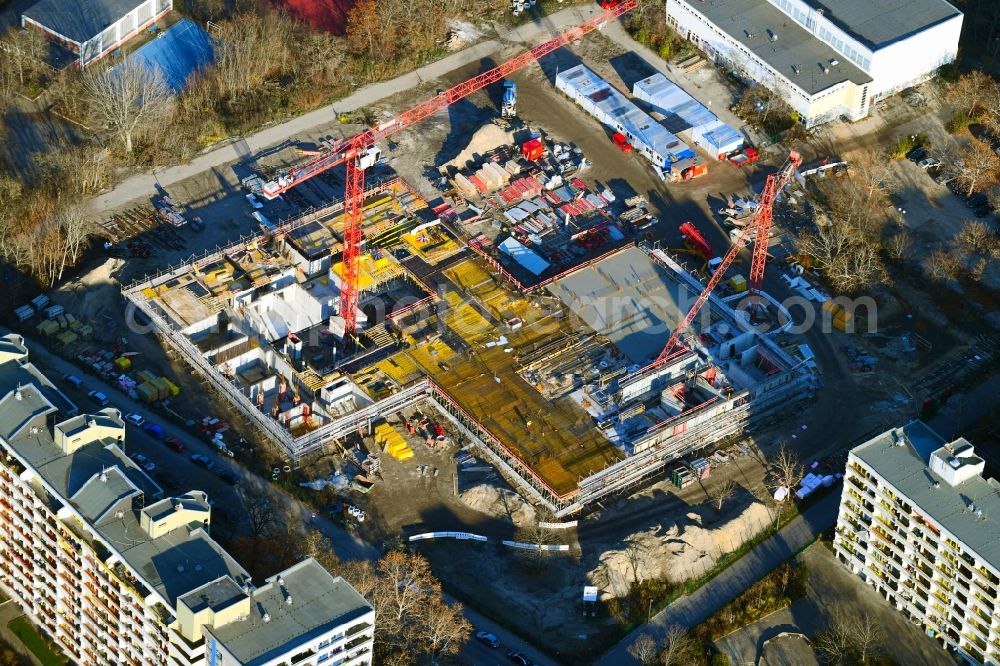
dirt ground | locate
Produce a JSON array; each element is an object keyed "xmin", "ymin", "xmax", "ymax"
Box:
[{"xmin": 413, "ymin": 450, "xmax": 777, "ymax": 659}]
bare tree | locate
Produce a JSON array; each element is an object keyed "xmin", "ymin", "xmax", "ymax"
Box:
[
  {"xmin": 815, "ymin": 612, "xmax": 853, "ymax": 665},
  {"xmin": 948, "ymin": 69, "xmax": 998, "ymax": 116},
  {"xmin": 299, "ymin": 529, "xmax": 341, "ymax": 572},
  {"xmin": 849, "ymin": 149, "xmax": 896, "ymax": 202},
  {"xmin": 954, "ymin": 137, "xmax": 1000, "ymax": 197},
  {"xmin": 852, "ymin": 612, "xmax": 885, "ymax": 664},
  {"xmin": 657, "ymin": 625, "xmax": 694, "ymax": 666},
  {"xmin": 885, "ymin": 227, "xmax": 912, "ymax": 261},
  {"xmin": 81, "ymin": 57, "xmax": 171, "ymax": 154},
  {"xmin": 710, "ymin": 478, "xmax": 738, "ymax": 512},
  {"xmin": 924, "ymin": 248, "xmax": 962, "ymax": 281},
  {"xmin": 957, "ymin": 219, "xmax": 1000, "ymax": 258},
  {"xmin": 628, "ymin": 633, "xmax": 659, "ymax": 665},
  {"xmin": 418, "ymin": 596, "xmax": 472, "ymax": 663},
  {"xmin": 623, "ymin": 536, "xmax": 650, "ymax": 585},
  {"xmin": 771, "ymin": 443, "xmax": 805, "ymax": 490},
  {"xmin": 238, "ymin": 485, "xmax": 278, "ymax": 536}
]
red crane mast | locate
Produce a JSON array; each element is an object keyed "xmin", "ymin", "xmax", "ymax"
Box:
[
  {"xmin": 260, "ymin": 2, "xmax": 637, "ymax": 340},
  {"xmin": 652, "ymin": 151, "xmax": 801, "ymax": 366}
]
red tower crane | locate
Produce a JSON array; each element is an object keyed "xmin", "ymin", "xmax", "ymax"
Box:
[
  {"xmin": 260, "ymin": 2, "xmax": 637, "ymax": 341},
  {"xmin": 651, "ymin": 150, "xmax": 801, "ymax": 366}
]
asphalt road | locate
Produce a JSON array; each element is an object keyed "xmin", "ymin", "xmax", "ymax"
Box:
[{"xmin": 596, "ymin": 491, "xmax": 840, "ymax": 665}]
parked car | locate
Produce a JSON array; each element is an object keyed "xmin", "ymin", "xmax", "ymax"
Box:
[
  {"xmin": 164, "ymin": 436, "xmax": 186, "ymax": 453},
  {"xmin": 125, "ymin": 413, "xmax": 145, "ymax": 427},
  {"xmin": 245, "ymin": 193, "xmax": 264, "ymax": 209},
  {"xmin": 216, "ymin": 470, "xmax": 239, "ymax": 486},
  {"xmin": 906, "ymin": 146, "xmax": 927, "ymax": 162},
  {"xmin": 87, "ymin": 390, "xmax": 109, "ymax": 406},
  {"xmin": 507, "ymin": 650, "xmax": 534, "ymax": 665},
  {"xmin": 141, "ymin": 462, "xmax": 156, "ymax": 473},
  {"xmin": 611, "ymin": 132, "xmax": 633, "ymax": 153},
  {"xmin": 475, "ymin": 631, "xmax": 500, "ymax": 649},
  {"xmin": 918, "ymin": 157, "xmax": 941, "ymax": 169},
  {"xmin": 133, "ymin": 454, "xmax": 148, "ymax": 464},
  {"xmin": 933, "ymin": 173, "xmax": 954, "ymax": 185},
  {"xmin": 142, "ymin": 423, "xmax": 166, "ymax": 440},
  {"xmin": 62, "ymin": 374, "xmax": 84, "ymax": 388},
  {"xmin": 190, "ymin": 453, "xmax": 210, "ymax": 467}
]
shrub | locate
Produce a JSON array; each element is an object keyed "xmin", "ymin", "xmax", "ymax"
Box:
[
  {"xmin": 937, "ymin": 62, "xmax": 961, "ymax": 83},
  {"xmin": 889, "ymin": 133, "xmax": 929, "ymax": 159},
  {"xmin": 945, "ymin": 110, "xmax": 980, "ymax": 134}
]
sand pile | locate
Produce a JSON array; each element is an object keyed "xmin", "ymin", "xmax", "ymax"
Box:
[
  {"xmin": 592, "ymin": 501, "xmax": 772, "ymax": 597},
  {"xmin": 446, "ymin": 124, "xmax": 514, "ymax": 171},
  {"xmin": 459, "ymin": 481, "xmax": 537, "ymax": 527}
]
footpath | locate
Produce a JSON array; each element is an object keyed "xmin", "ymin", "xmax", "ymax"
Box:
[{"xmin": 90, "ymin": 5, "xmax": 604, "ymax": 214}]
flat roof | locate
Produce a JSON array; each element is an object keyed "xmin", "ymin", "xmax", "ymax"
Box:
[
  {"xmin": 23, "ymin": 0, "xmax": 150, "ymax": 44},
  {"xmin": 179, "ymin": 576, "xmax": 247, "ymax": 615},
  {"xmin": 0, "ymin": 351, "xmax": 253, "ymax": 608},
  {"xmin": 556, "ymin": 65, "xmax": 691, "ymax": 162},
  {"xmin": 852, "ymin": 421, "xmax": 1000, "ymax": 570},
  {"xmin": 546, "ymin": 246, "xmax": 693, "ymax": 365},
  {"xmin": 207, "ymin": 560, "xmax": 372, "ymax": 666},
  {"xmin": 802, "ymin": 0, "xmax": 961, "ymax": 49},
  {"xmin": 679, "ymin": 0, "xmax": 872, "ymax": 95}
]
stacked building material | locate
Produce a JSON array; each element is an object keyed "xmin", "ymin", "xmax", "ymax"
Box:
[
  {"xmin": 690, "ymin": 457, "xmax": 711, "ymax": 479},
  {"xmin": 374, "ymin": 423, "xmax": 413, "ymax": 461}
]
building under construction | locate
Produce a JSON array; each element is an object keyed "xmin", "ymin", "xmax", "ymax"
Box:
[{"xmin": 124, "ymin": 173, "xmax": 814, "ymax": 516}]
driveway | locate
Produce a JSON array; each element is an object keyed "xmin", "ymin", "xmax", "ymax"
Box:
[
  {"xmin": 715, "ymin": 543, "xmax": 951, "ymax": 666},
  {"xmin": 597, "ymin": 492, "xmax": 840, "ymax": 665}
]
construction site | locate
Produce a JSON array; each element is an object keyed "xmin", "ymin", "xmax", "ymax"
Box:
[{"xmin": 121, "ymin": 3, "xmax": 817, "ymax": 518}]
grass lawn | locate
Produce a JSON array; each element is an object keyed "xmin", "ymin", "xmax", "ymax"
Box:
[{"xmin": 7, "ymin": 616, "xmax": 66, "ymax": 666}]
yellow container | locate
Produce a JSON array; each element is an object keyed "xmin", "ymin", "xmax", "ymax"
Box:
[
  {"xmin": 822, "ymin": 300, "xmax": 843, "ymax": 316},
  {"xmin": 114, "ymin": 356, "xmax": 132, "ymax": 370},
  {"xmin": 164, "ymin": 379, "xmax": 181, "ymax": 396},
  {"xmin": 727, "ymin": 275, "xmax": 747, "ymax": 293}
]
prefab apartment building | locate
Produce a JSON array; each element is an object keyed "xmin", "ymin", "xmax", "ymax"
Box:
[
  {"xmin": 22, "ymin": 0, "xmax": 174, "ymax": 68},
  {"xmin": 0, "ymin": 333, "xmax": 375, "ymax": 666},
  {"xmin": 835, "ymin": 421, "xmax": 1000, "ymax": 665}
]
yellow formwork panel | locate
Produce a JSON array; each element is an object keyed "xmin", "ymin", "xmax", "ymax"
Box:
[
  {"xmin": 447, "ymin": 305, "xmax": 492, "ymax": 344},
  {"xmin": 446, "ymin": 260, "xmax": 494, "ymax": 293},
  {"xmin": 375, "ymin": 351, "xmax": 422, "ymax": 386},
  {"xmin": 393, "ymin": 448, "xmax": 415, "ymax": 462}
]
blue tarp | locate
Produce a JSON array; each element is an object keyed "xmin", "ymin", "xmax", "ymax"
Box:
[{"xmin": 123, "ymin": 19, "xmax": 214, "ymax": 93}]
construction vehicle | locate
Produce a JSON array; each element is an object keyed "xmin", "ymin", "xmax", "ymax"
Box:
[
  {"xmin": 258, "ymin": 1, "xmax": 638, "ymax": 345},
  {"xmin": 502, "ymin": 81, "xmax": 517, "ymax": 118},
  {"xmin": 727, "ymin": 146, "xmax": 759, "ymax": 167},
  {"xmin": 648, "ymin": 150, "xmax": 802, "ymax": 367},
  {"xmin": 678, "ymin": 222, "xmax": 713, "ymax": 260}
]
